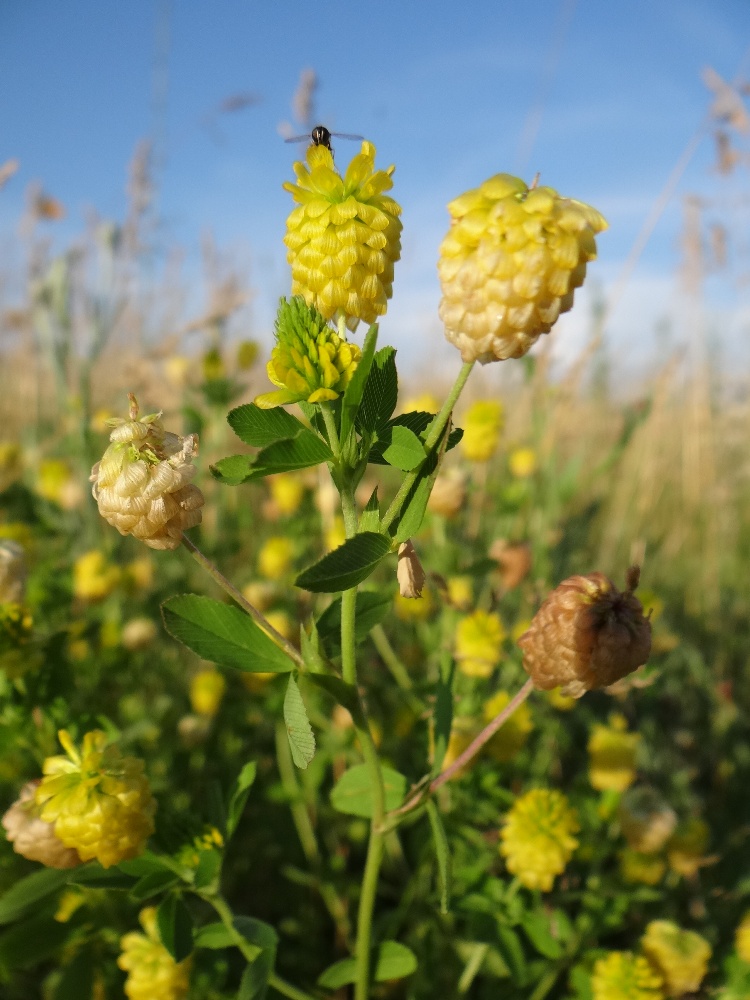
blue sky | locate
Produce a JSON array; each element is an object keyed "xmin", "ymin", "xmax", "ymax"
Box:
[{"xmin": 2, "ymin": 0, "xmax": 750, "ymax": 376}]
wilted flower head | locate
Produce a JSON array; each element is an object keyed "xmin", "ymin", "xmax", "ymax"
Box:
[
  {"xmin": 438, "ymin": 173, "xmax": 607, "ymax": 363},
  {"xmin": 641, "ymin": 920, "xmax": 711, "ymax": 997},
  {"xmin": 591, "ymin": 951, "xmax": 664, "ymax": 1000},
  {"xmin": 460, "ymin": 400, "xmax": 504, "ymax": 462},
  {"xmin": 2, "ymin": 781, "xmax": 82, "ymax": 869},
  {"xmin": 490, "ymin": 539, "xmax": 532, "ymax": 589},
  {"xmin": 284, "ymin": 141, "xmax": 402, "ymax": 330},
  {"xmin": 36, "ymin": 730, "xmax": 156, "ymax": 868},
  {"xmin": 588, "ymin": 714, "xmax": 641, "ymax": 792},
  {"xmin": 255, "ymin": 297, "xmax": 361, "ymax": 408},
  {"xmin": 121, "ymin": 617, "xmax": 158, "ymax": 651},
  {"xmin": 90, "ymin": 395, "xmax": 204, "ymax": 551},
  {"xmin": 518, "ymin": 567, "xmax": 652, "ymax": 698},
  {"xmin": 428, "ymin": 469, "xmax": 467, "ymax": 519},
  {"xmin": 0, "ymin": 540, "xmax": 25, "ymax": 604},
  {"xmin": 619, "ymin": 787, "xmax": 677, "ymax": 855},
  {"xmin": 666, "ymin": 817, "xmax": 709, "ymax": 877},
  {"xmin": 499, "ymin": 788, "xmax": 579, "ymax": 890},
  {"xmin": 455, "ymin": 609, "xmax": 505, "ymax": 678},
  {"xmin": 118, "ymin": 906, "xmax": 191, "ymax": 1000},
  {"xmin": 397, "ymin": 540, "xmax": 426, "ymax": 599}
]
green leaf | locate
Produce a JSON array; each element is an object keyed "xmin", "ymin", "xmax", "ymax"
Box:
[
  {"xmin": 330, "ymin": 764, "xmax": 407, "ymax": 818},
  {"xmin": 284, "ymin": 675, "xmax": 316, "ymax": 769},
  {"xmin": 162, "ymin": 595, "xmax": 294, "ymax": 673},
  {"xmin": 234, "ymin": 916, "xmax": 278, "ymax": 951},
  {"xmin": 0, "ymin": 913, "xmax": 69, "ymax": 970},
  {"xmin": 193, "ymin": 850, "xmax": 222, "ymax": 890},
  {"xmin": 318, "ymin": 941, "xmax": 417, "ymax": 988},
  {"xmin": 358, "ymin": 488, "xmax": 380, "ymax": 533},
  {"xmin": 379, "ymin": 424, "xmax": 426, "ymax": 472},
  {"xmin": 118, "ymin": 853, "xmax": 177, "ymax": 879},
  {"xmin": 244, "ymin": 431, "xmax": 333, "ymax": 479},
  {"xmin": 0, "ymin": 868, "xmax": 70, "ymax": 925},
  {"xmin": 431, "ymin": 655, "xmax": 454, "ymax": 777},
  {"xmin": 369, "ymin": 411, "xmax": 462, "ymax": 464},
  {"xmin": 227, "ymin": 761, "xmax": 258, "ymax": 838},
  {"xmin": 157, "ymin": 895, "xmax": 194, "ymax": 963},
  {"xmin": 194, "ymin": 922, "xmax": 234, "ymax": 950},
  {"xmin": 54, "ymin": 946, "xmax": 94, "ymax": 1000},
  {"xmin": 228, "ymin": 404, "xmax": 307, "ymax": 447},
  {"xmin": 239, "ymin": 960, "xmax": 271, "ymax": 1000},
  {"xmin": 130, "ymin": 870, "xmax": 181, "ymax": 902},
  {"xmin": 495, "ymin": 924, "xmax": 526, "ymax": 984},
  {"xmin": 520, "ymin": 911, "xmax": 564, "ymax": 959},
  {"xmin": 295, "ymin": 532, "xmax": 391, "ymax": 593},
  {"xmin": 390, "ymin": 422, "xmax": 453, "ymax": 544},
  {"xmin": 340, "ymin": 323, "xmax": 378, "ymax": 444},
  {"xmin": 356, "ymin": 346, "xmax": 398, "ymax": 434},
  {"xmin": 316, "ymin": 590, "xmax": 391, "ymax": 654},
  {"xmin": 67, "ymin": 865, "xmax": 135, "ymax": 889},
  {"xmin": 210, "ymin": 455, "xmax": 255, "ymax": 485},
  {"xmin": 426, "ymin": 801, "xmax": 452, "ymax": 914},
  {"xmin": 302, "ymin": 673, "xmax": 360, "ymax": 715}
]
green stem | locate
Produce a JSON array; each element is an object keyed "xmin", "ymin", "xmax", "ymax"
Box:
[
  {"xmin": 370, "ymin": 625, "xmax": 425, "ymax": 717},
  {"xmin": 206, "ymin": 895, "xmax": 315, "ymax": 1000},
  {"xmin": 181, "ymin": 535, "xmax": 304, "ymax": 668},
  {"xmin": 381, "ymin": 360, "xmax": 475, "ymax": 532},
  {"xmin": 319, "ymin": 401, "xmax": 341, "ymax": 458}
]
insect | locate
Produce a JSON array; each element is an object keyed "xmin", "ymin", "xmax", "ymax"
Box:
[{"xmin": 284, "ymin": 124, "xmax": 363, "ymax": 154}]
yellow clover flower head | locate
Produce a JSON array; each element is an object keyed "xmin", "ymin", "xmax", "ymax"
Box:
[
  {"xmin": 641, "ymin": 920, "xmax": 711, "ymax": 997},
  {"xmin": 455, "ymin": 609, "xmax": 505, "ymax": 678},
  {"xmin": 258, "ymin": 535, "xmax": 294, "ymax": 581},
  {"xmin": 118, "ymin": 906, "xmax": 191, "ymax": 1000},
  {"xmin": 499, "ymin": 788, "xmax": 579, "ymax": 890},
  {"xmin": 90, "ymin": 395, "xmax": 204, "ymax": 550},
  {"xmin": 438, "ymin": 173, "xmax": 607, "ymax": 363},
  {"xmin": 735, "ymin": 911, "xmax": 750, "ymax": 963},
  {"xmin": 588, "ymin": 714, "xmax": 641, "ymax": 792},
  {"xmin": 591, "ymin": 951, "xmax": 664, "ymax": 1000},
  {"xmin": 73, "ymin": 549, "xmax": 121, "ymax": 602},
  {"xmin": 460, "ymin": 400, "xmax": 504, "ymax": 462},
  {"xmin": 483, "ymin": 690, "xmax": 533, "ymax": 762},
  {"xmin": 36, "ymin": 730, "xmax": 156, "ymax": 868},
  {"xmin": 255, "ymin": 297, "xmax": 362, "ymax": 409},
  {"xmin": 283, "ymin": 141, "xmax": 402, "ymax": 331},
  {"xmin": 509, "ymin": 446, "xmax": 537, "ymax": 478},
  {"xmin": 189, "ymin": 668, "xmax": 227, "ymax": 718}
]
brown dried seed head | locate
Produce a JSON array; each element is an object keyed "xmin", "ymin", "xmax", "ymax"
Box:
[
  {"xmin": 489, "ymin": 539, "xmax": 532, "ymax": 589},
  {"xmin": 517, "ymin": 568, "xmax": 651, "ymax": 698}
]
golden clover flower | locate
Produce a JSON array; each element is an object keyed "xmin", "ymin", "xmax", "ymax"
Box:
[
  {"xmin": 509, "ymin": 446, "xmax": 537, "ymax": 478},
  {"xmin": 591, "ymin": 952, "xmax": 664, "ymax": 1000},
  {"xmin": 455, "ymin": 610, "xmax": 505, "ymax": 678},
  {"xmin": 588, "ymin": 714, "xmax": 641, "ymax": 792},
  {"xmin": 283, "ymin": 141, "xmax": 402, "ymax": 330},
  {"xmin": 37, "ymin": 458, "xmax": 84, "ymax": 510},
  {"xmin": 268, "ymin": 473, "xmax": 306, "ymax": 516},
  {"xmin": 460, "ymin": 400, "xmax": 504, "ymax": 462},
  {"xmin": 483, "ymin": 690, "xmax": 533, "ymax": 762},
  {"xmin": 2, "ymin": 781, "xmax": 82, "ymax": 869},
  {"xmin": 0, "ymin": 540, "xmax": 26, "ymax": 604},
  {"xmin": 735, "ymin": 912, "xmax": 750, "ymax": 963},
  {"xmin": 36, "ymin": 730, "xmax": 156, "ymax": 868},
  {"xmin": 258, "ymin": 535, "xmax": 294, "ymax": 580},
  {"xmin": 90, "ymin": 395, "xmax": 204, "ymax": 551},
  {"xmin": 499, "ymin": 788, "xmax": 579, "ymax": 890},
  {"xmin": 666, "ymin": 817, "xmax": 709, "ymax": 877},
  {"xmin": 118, "ymin": 906, "xmax": 191, "ymax": 1000},
  {"xmin": 255, "ymin": 297, "xmax": 361, "ymax": 408},
  {"xmin": 438, "ymin": 173, "xmax": 607, "ymax": 363},
  {"xmin": 518, "ymin": 567, "xmax": 652, "ymax": 698},
  {"xmin": 73, "ymin": 549, "xmax": 121, "ymax": 602},
  {"xmin": 641, "ymin": 920, "xmax": 711, "ymax": 997},
  {"xmin": 619, "ymin": 848, "xmax": 665, "ymax": 886},
  {"xmin": 189, "ymin": 669, "xmax": 226, "ymax": 718}
]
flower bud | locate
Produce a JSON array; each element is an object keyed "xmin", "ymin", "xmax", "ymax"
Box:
[
  {"xmin": 517, "ymin": 568, "xmax": 651, "ymax": 698},
  {"xmin": 397, "ymin": 540, "xmax": 425, "ymax": 599},
  {"xmin": 2, "ymin": 781, "xmax": 82, "ymax": 869},
  {"xmin": 90, "ymin": 395, "xmax": 204, "ymax": 550},
  {"xmin": 438, "ymin": 173, "xmax": 607, "ymax": 363}
]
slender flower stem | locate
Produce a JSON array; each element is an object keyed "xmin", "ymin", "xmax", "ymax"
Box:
[
  {"xmin": 319, "ymin": 401, "xmax": 341, "ymax": 458},
  {"xmin": 387, "ymin": 678, "xmax": 535, "ymax": 821},
  {"xmin": 181, "ymin": 535, "xmax": 304, "ymax": 668},
  {"xmin": 205, "ymin": 894, "xmax": 315, "ymax": 1000},
  {"xmin": 370, "ymin": 624, "xmax": 425, "ymax": 717},
  {"xmin": 381, "ymin": 360, "xmax": 475, "ymax": 532}
]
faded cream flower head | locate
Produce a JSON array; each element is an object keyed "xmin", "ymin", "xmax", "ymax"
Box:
[
  {"xmin": 90, "ymin": 395, "xmax": 204, "ymax": 550},
  {"xmin": 439, "ymin": 173, "xmax": 606, "ymax": 363},
  {"xmin": 284, "ymin": 141, "xmax": 402, "ymax": 330},
  {"xmin": 2, "ymin": 781, "xmax": 82, "ymax": 869}
]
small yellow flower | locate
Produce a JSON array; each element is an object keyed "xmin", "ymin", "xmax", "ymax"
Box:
[
  {"xmin": 591, "ymin": 952, "xmax": 664, "ymax": 1000},
  {"xmin": 438, "ymin": 173, "xmax": 607, "ymax": 363},
  {"xmin": 54, "ymin": 888, "xmax": 86, "ymax": 922},
  {"xmin": 164, "ymin": 356, "xmax": 191, "ymax": 388},
  {"xmin": 401, "ymin": 393, "xmax": 439, "ymax": 414},
  {"xmin": 118, "ymin": 906, "xmax": 191, "ymax": 1000},
  {"xmin": 483, "ymin": 690, "xmax": 533, "ymax": 762},
  {"xmin": 73, "ymin": 550, "xmax": 121, "ymax": 602},
  {"xmin": 236, "ymin": 339, "xmax": 260, "ymax": 370},
  {"xmin": 665, "ymin": 817, "xmax": 709, "ymax": 877},
  {"xmin": 460, "ymin": 400, "xmax": 504, "ymax": 462},
  {"xmin": 394, "ymin": 587, "xmax": 435, "ymax": 622},
  {"xmin": 189, "ymin": 669, "xmax": 226, "ymax": 717},
  {"xmin": 499, "ymin": 788, "xmax": 579, "ymax": 891},
  {"xmin": 269, "ymin": 473, "xmax": 306, "ymax": 516},
  {"xmin": 36, "ymin": 730, "xmax": 156, "ymax": 868},
  {"xmin": 37, "ymin": 458, "xmax": 84, "ymax": 510},
  {"xmin": 284, "ymin": 141, "xmax": 402, "ymax": 330},
  {"xmin": 546, "ymin": 687, "xmax": 577, "ymax": 711},
  {"xmin": 509, "ymin": 446, "xmax": 537, "ymax": 478},
  {"xmin": 641, "ymin": 920, "xmax": 711, "ymax": 997},
  {"xmin": 735, "ymin": 911, "xmax": 750, "ymax": 963},
  {"xmin": 588, "ymin": 714, "xmax": 640, "ymax": 793},
  {"xmin": 258, "ymin": 536, "xmax": 294, "ymax": 580},
  {"xmin": 263, "ymin": 609, "xmax": 296, "ymax": 642},
  {"xmin": 90, "ymin": 395, "xmax": 204, "ymax": 550},
  {"xmin": 455, "ymin": 610, "xmax": 505, "ymax": 678},
  {"xmin": 325, "ymin": 516, "xmax": 347, "ymax": 551},
  {"xmin": 619, "ymin": 848, "xmax": 665, "ymax": 886},
  {"xmin": 202, "ymin": 347, "xmax": 225, "ymax": 381},
  {"xmin": 446, "ymin": 575, "xmax": 473, "ymax": 610},
  {"xmin": 241, "ymin": 581, "xmax": 276, "ymax": 612},
  {"xmin": 124, "ymin": 556, "xmax": 154, "ymax": 591}
]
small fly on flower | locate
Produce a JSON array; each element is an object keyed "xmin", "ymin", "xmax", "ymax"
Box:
[{"xmin": 284, "ymin": 124, "xmax": 363, "ymax": 156}]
